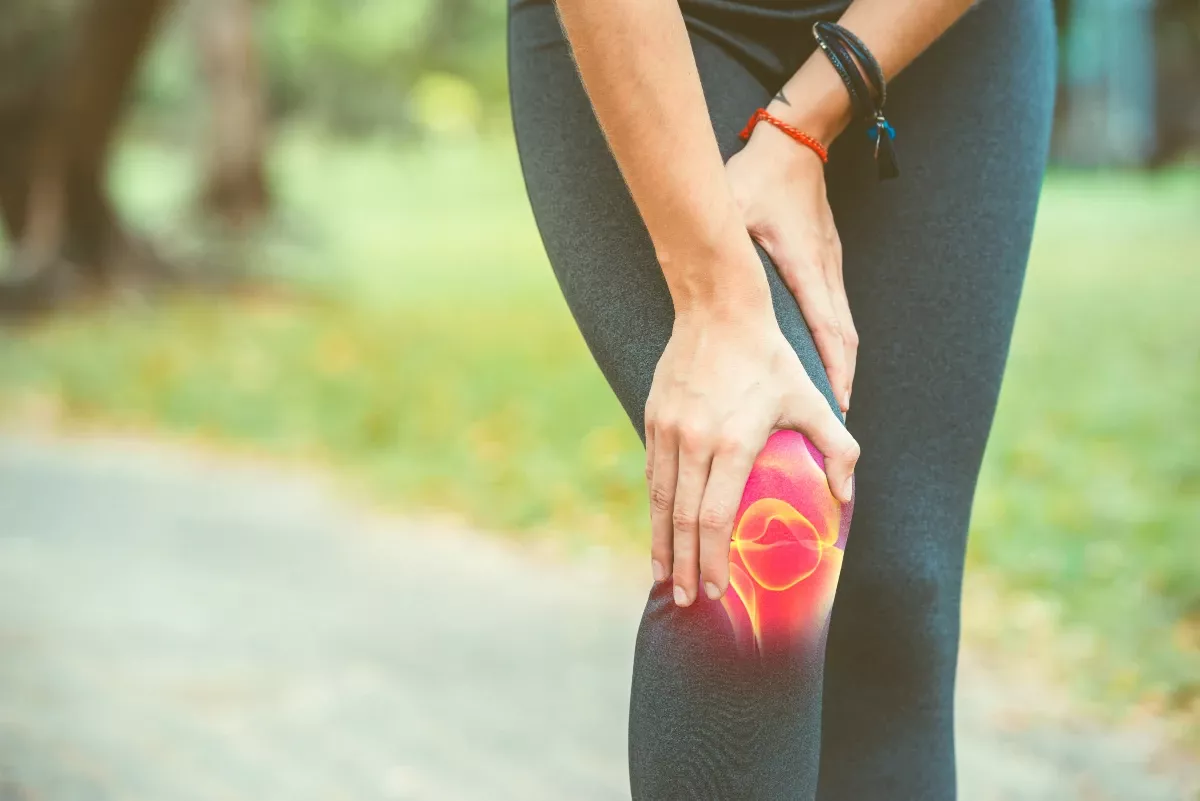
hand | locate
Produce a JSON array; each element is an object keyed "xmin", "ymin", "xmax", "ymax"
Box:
[
  {"xmin": 726, "ymin": 121, "xmax": 857, "ymax": 413},
  {"xmin": 645, "ymin": 301, "xmax": 859, "ymax": 607}
]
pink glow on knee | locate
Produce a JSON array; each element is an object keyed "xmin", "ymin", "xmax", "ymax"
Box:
[{"xmin": 720, "ymin": 430, "xmax": 853, "ymax": 657}]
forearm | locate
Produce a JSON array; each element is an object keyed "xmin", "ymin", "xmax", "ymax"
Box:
[
  {"xmin": 554, "ymin": 0, "xmax": 768, "ymax": 314},
  {"xmin": 765, "ymin": 0, "xmax": 976, "ymax": 144}
]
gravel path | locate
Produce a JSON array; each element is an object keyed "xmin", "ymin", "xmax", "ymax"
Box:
[{"xmin": 0, "ymin": 434, "xmax": 1194, "ymax": 800}]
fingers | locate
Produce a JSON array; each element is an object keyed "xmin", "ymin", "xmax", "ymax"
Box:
[
  {"xmin": 781, "ymin": 380, "xmax": 860, "ymax": 505},
  {"xmin": 647, "ymin": 421, "xmax": 677, "ymax": 588},
  {"xmin": 670, "ymin": 427, "xmax": 713, "ymax": 607},
  {"xmin": 697, "ymin": 436, "xmax": 758, "ymax": 600},
  {"xmin": 793, "ymin": 280, "xmax": 850, "ymax": 412},
  {"xmin": 647, "ymin": 413, "xmax": 735, "ymax": 607},
  {"xmin": 825, "ymin": 256, "xmax": 858, "ymax": 413},
  {"xmin": 644, "ymin": 419, "xmax": 668, "ymax": 583},
  {"xmin": 765, "ymin": 238, "xmax": 853, "ymax": 414}
]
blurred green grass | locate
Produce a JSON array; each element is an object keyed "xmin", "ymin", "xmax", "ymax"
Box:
[{"xmin": 0, "ymin": 132, "xmax": 1197, "ymax": 712}]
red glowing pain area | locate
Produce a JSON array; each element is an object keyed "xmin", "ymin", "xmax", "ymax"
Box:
[{"xmin": 720, "ymin": 430, "xmax": 852, "ymax": 658}]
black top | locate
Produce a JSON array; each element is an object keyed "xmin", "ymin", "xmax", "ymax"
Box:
[{"xmin": 679, "ymin": 0, "xmax": 852, "ymax": 86}]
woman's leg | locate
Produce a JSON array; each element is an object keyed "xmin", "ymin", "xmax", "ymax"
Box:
[
  {"xmin": 510, "ymin": 2, "xmax": 848, "ymax": 797},
  {"xmin": 816, "ymin": 2, "xmax": 1056, "ymax": 799},
  {"xmin": 509, "ymin": 0, "xmax": 1054, "ymax": 797}
]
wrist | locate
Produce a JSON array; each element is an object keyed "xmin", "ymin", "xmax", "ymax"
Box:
[
  {"xmin": 764, "ymin": 96, "xmax": 851, "ymax": 150},
  {"xmin": 655, "ymin": 227, "xmax": 772, "ymax": 319},
  {"xmin": 671, "ymin": 278, "xmax": 773, "ymax": 321},
  {"xmin": 763, "ymin": 52, "xmax": 858, "ymax": 147},
  {"xmin": 742, "ymin": 115, "xmax": 828, "ymax": 172},
  {"xmin": 741, "ymin": 119, "xmax": 834, "ymax": 189}
]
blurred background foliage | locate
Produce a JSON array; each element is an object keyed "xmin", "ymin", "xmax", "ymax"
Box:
[
  {"xmin": 136, "ymin": 0, "xmax": 508, "ymax": 137},
  {"xmin": 0, "ymin": 0, "xmax": 1197, "ymax": 739}
]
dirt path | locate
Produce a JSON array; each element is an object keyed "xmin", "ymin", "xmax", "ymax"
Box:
[{"xmin": 0, "ymin": 434, "xmax": 1194, "ymax": 800}]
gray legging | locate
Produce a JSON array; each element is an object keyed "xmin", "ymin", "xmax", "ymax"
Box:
[{"xmin": 508, "ymin": 1, "xmax": 1056, "ymax": 798}]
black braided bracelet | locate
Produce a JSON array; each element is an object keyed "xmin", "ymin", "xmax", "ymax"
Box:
[
  {"xmin": 812, "ymin": 21, "xmax": 899, "ymax": 181},
  {"xmin": 820, "ymin": 23, "xmax": 887, "ymax": 107},
  {"xmin": 822, "ymin": 35, "xmax": 876, "ymax": 119}
]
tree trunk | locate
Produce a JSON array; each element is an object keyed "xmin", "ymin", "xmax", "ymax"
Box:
[
  {"xmin": 194, "ymin": 0, "xmax": 270, "ymax": 229},
  {"xmin": 0, "ymin": 0, "xmax": 169, "ymax": 315}
]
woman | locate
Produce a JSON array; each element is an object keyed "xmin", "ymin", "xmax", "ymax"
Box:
[{"xmin": 508, "ymin": 0, "xmax": 1054, "ymax": 797}]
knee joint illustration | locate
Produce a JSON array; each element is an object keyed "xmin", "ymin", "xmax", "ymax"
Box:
[{"xmin": 720, "ymin": 430, "xmax": 853, "ymax": 657}]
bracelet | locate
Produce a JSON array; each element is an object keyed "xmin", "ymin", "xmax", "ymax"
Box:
[
  {"xmin": 739, "ymin": 109, "xmax": 829, "ymax": 164},
  {"xmin": 820, "ymin": 22, "xmax": 887, "ymax": 107},
  {"xmin": 812, "ymin": 21, "xmax": 899, "ymax": 181},
  {"xmin": 817, "ymin": 34, "xmax": 875, "ymax": 120}
]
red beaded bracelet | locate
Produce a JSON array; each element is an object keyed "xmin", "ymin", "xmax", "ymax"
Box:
[{"xmin": 739, "ymin": 108, "xmax": 829, "ymax": 164}]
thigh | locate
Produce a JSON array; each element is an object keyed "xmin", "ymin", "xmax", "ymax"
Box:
[
  {"xmin": 817, "ymin": 0, "xmax": 1057, "ymax": 796},
  {"xmin": 831, "ymin": 0, "xmax": 1057, "ymax": 526}
]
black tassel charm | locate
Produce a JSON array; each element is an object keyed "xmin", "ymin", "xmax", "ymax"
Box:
[{"xmin": 868, "ymin": 115, "xmax": 899, "ymax": 181}]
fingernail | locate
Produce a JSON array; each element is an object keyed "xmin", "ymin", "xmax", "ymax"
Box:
[
  {"xmin": 842, "ymin": 391, "xmax": 851, "ymax": 411},
  {"xmin": 673, "ymin": 584, "xmax": 689, "ymax": 607},
  {"xmin": 704, "ymin": 581, "xmax": 721, "ymax": 600},
  {"xmin": 842, "ymin": 475, "xmax": 855, "ymax": 503},
  {"xmin": 651, "ymin": 560, "xmax": 666, "ymax": 582}
]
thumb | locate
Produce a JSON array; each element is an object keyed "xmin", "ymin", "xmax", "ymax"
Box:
[{"xmin": 779, "ymin": 379, "xmax": 859, "ymax": 504}]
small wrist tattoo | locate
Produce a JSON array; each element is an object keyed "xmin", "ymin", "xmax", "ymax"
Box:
[{"xmin": 772, "ymin": 90, "xmax": 791, "ymax": 107}]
